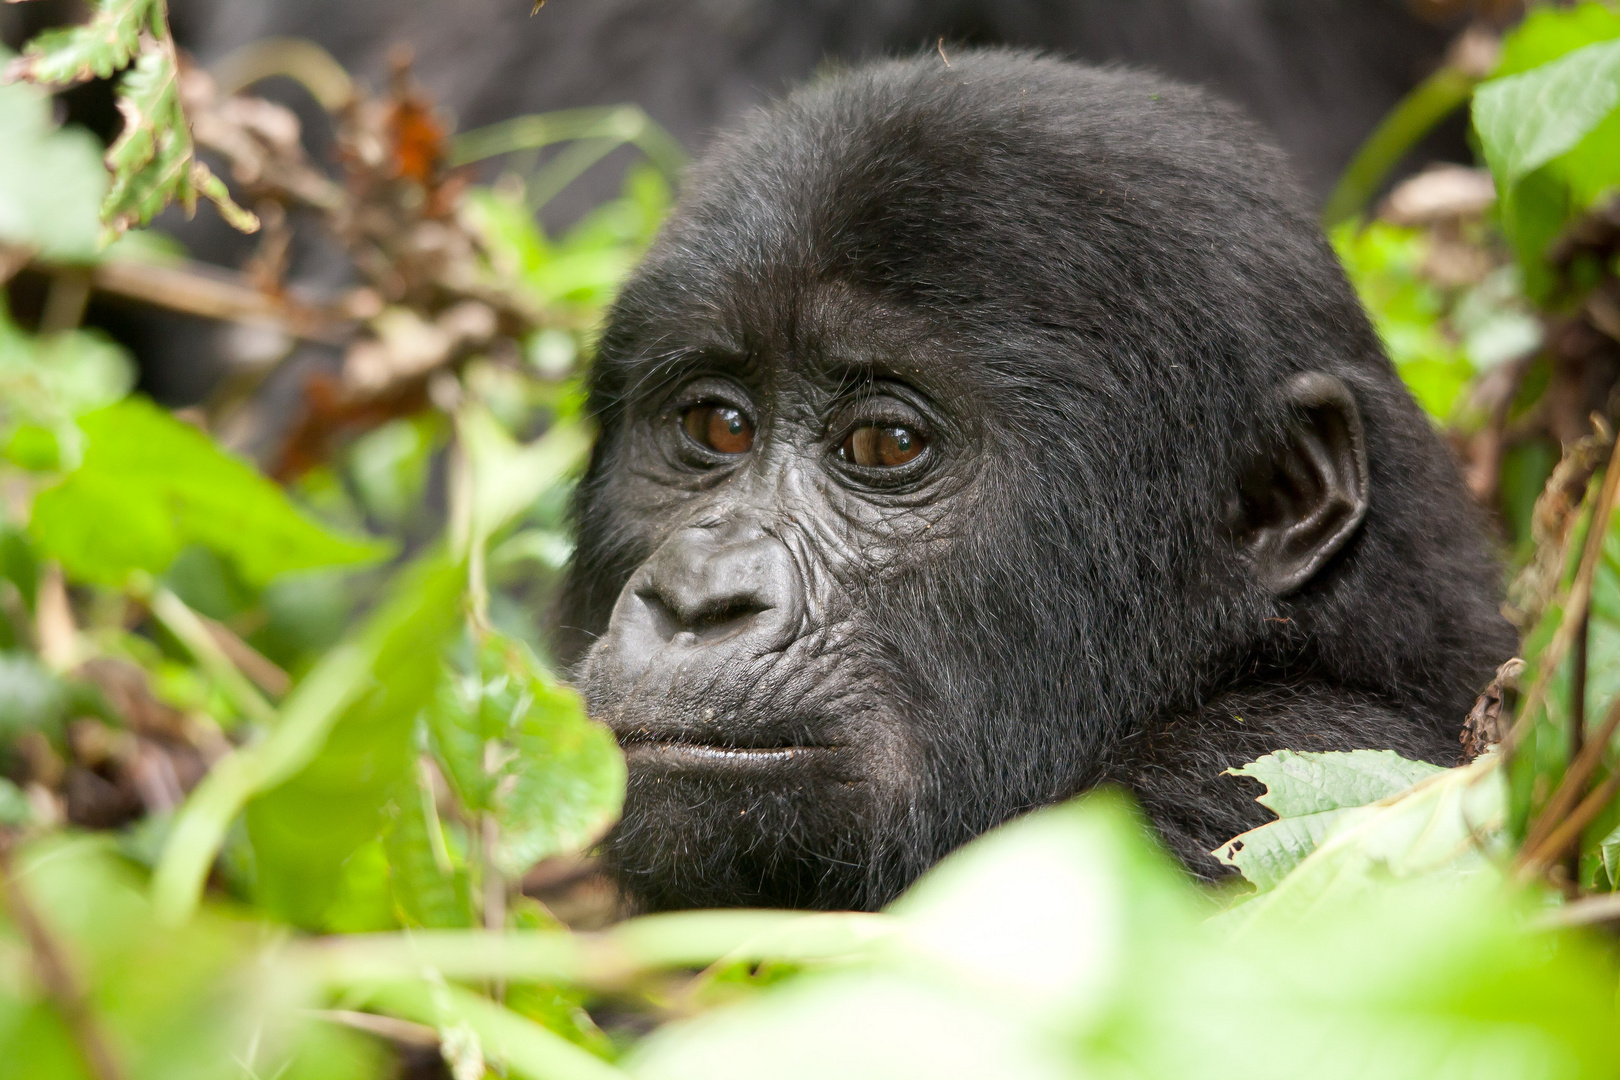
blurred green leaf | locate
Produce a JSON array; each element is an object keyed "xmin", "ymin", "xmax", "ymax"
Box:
[
  {"xmin": 0, "ymin": 653, "xmax": 72, "ymax": 746},
  {"xmin": 426, "ymin": 632, "xmax": 624, "ymax": 878},
  {"xmin": 456, "ymin": 403, "xmax": 592, "ymax": 561},
  {"xmin": 240, "ymin": 555, "xmax": 465, "ymax": 928},
  {"xmin": 0, "ymin": 55, "xmax": 107, "ymax": 260},
  {"xmin": 1494, "ymin": 3, "xmax": 1620, "ymax": 79},
  {"xmin": 1474, "ymin": 18, "xmax": 1620, "ymax": 291},
  {"xmin": 30, "ymin": 397, "xmax": 388, "ymax": 589},
  {"xmin": 0, "ymin": 777, "xmax": 32, "ymax": 827},
  {"xmin": 632, "ymin": 795, "xmax": 1617, "ymax": 1080},
  {"xmin": 0, "ymin": 834, "xmax": 377, "ymax": 1080},
  {"xmin": 383, "ymin": 770, "xmax": 475, "ymax": 929},
  {"xmin": 0, "ymin": 301, "xmax": 134, "ymax": 472},
  {"xmin": 1330, "ymin": 220, "xmax": 1473, "ymax": 418}
]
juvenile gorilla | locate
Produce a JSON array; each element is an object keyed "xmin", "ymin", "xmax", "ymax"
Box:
[{"xmin": 560, "ymin": 51, "xmax": 1516, "ymax": 912}]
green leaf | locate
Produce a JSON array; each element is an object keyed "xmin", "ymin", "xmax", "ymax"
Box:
[
  {"xmin": 0, "ymin": 301, "xmax": 135, "ymax": 471},
  {"xmin": 631, "ymin": 793, "xmax": 1619, "ymax": 1080},
  {"xmin": 29, "ymin": 397, "xmax": 387, "ymax": 589},
  {"xmin": 1223, "ymin": 751, "xmax": 1508, "ymax": 919},
  {"xmin": 99, "ymin": 35, "xmax": 256, "ymax": 236},
  {"xmin": 0, "ymin": 56, "xmax": 108, "ymax": 260},
  {"xmin": 1473, "ymin": 38, "xmax": 1620, "ymax": 190},
  {"xmin": 240, "ymin": 555, "xmax": 465, "ymax": 928},
  {"xmin": 384, "ymin": 771, "xmax": 476, "ymax": 929},
  {"xmin": 1, "ymin": 834, "xmax": 377, "ymax": 1080},
  {"xmin": 456, "ymin": 404, "xmax": 594, "ymax": 561},
  {"xmin": 1226, "ymin": 748, "xmax": 1445, "ymax": 817},
  {"xmin": 1494, "ymin": 2, "xmax": 1620, "ymax": 79},
  {"xmin": 426, "ymin": 632, "xmax": 625, "ymax": 879},
  {"xmin": 5, "ymin": 0, "xmax": 158, "ymax": 86}
]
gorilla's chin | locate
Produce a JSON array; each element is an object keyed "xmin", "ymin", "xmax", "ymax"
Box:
[{"xmin": 601, "ymin": 730, "xmax": 917, "ymax": 912}]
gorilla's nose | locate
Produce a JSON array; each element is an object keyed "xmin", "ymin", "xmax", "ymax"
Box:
[{"xmin": 596, "ymin": 523, "xmax": 806, "ymax": 687}]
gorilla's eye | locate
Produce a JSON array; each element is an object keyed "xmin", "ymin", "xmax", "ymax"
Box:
[
  {"xmin": 841, "ymin": 425, "xmax": 925, "ymax": 467},
  {"xmin": 681, "ymin": 403, "xmax": 754, "ymax": 455}
]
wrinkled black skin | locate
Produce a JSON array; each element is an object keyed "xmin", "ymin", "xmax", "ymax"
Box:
[{"xmin": 558, "ymin": 51, "xmax": 1517, "ymax": 913}]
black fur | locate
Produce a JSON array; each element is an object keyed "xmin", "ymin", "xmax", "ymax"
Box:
[{"xmin": 559, "ymin": 50, "xmax": 1512, "ymax": 910}]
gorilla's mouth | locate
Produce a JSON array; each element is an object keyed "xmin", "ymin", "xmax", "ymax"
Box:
[{"xmin": 621, "ymin": 734, "xmax": 835, "ymax": 769}]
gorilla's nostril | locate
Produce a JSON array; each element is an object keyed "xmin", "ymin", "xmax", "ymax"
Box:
[
  {"xmin": 687, "ymin": 600, "xmax": 769, "ymax": 642},
  {"xmin": 637, "ymin": 591, "xmax": 770, "ymax": 644}
]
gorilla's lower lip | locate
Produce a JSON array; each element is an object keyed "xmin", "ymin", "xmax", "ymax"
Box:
[{"xmin": 626, "ymin": 741, "xmax": 826, "ymax": 767}]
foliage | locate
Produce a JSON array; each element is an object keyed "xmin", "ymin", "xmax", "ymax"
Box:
[
  {"xmin": 3, "ymin": 4, "xmax": 1620, "ymax": 1079},
  {"xmin": 0, "ymin": 58, "xmax": 106, "ymax": 260},
  {"xmin": 6, "ymin": 0, "xmax": 255, "ymax": 240}
]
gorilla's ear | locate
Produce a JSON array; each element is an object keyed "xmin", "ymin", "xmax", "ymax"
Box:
[{"xmin": 1237, "ymin": 372, "xmax": 1369, "ymax": 596}]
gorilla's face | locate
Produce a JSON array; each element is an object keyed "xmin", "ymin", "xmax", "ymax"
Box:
[
  {"xmin": 564, "ymin": 53, "xmax": 1403, "ymax": 912},
  {"xmin": 578, "ymin": 294, "xmax": 991, "ymax": 911}
]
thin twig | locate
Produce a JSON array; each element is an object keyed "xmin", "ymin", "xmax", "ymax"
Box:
[
  {"xmin": 200, "ymin": 615, "xmax": 290, "ymax": 697},
  {"xmin": 1520, "ymin": 769, "xmax": 1620, "ymax": 875},
  {"xmin": 0, "ymin": 839, "xmax": 128, "ymax": 1080},
  {"xmin": 1523, "ymin": 690, "xmax": 1620, "ymax": 856},
  {"xmin": 1504, "ymin": 434, "xmax": 1620, "ymax": 754},
  {"xmin": 1536, "ymin": 890, "xmax": 1620, "ymax": 929},
  {"xmin": 308, "ymin": 1009, "xmax": 440, "ymax": 1047},
  {"xmin": 74, "ymin": 254, "xmax": 358, "ymax": 343},
  {"xmin": 142, "ymin": 583, "xmax": 278, "ymax": 726}
]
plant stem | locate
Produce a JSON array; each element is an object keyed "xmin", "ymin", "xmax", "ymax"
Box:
[{"xmin": 0, "ymin": 839, "xmax": 127, "ymax": 1080}]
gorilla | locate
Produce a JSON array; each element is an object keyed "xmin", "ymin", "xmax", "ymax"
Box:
[{"xmin": 559, "ymin": 50, "xmax": 1516, "ymax": 913}]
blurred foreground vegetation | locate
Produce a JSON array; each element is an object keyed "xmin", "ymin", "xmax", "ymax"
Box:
[{"xmin": 2, "ymin": 2, "xmax": 1620, "ymax": 1077}]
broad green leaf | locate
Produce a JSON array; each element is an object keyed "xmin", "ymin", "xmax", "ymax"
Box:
[
  {"xmin": 1224, "ymin": 751, "xmax": 1508, "ymax": 922},
  {"xmin": 30, "ymin": 397, "xmax": 387, "ymax": 588},
  {"xmin": 1226, "ymin": 748, "xmax": 1445, "ymax": 817},
  {"xmin": 240, "ymin": 555, "xmax": 464, "ymax": 928},
  {"xmin": 884, "ymin": 794, "xmax": 1198, "ymax": 1023},
  {"xmin": 0, "ymin": 57, "xmax": 107, "ymax": 260},
  {"xmin": 1494, "ymin": 3, "xmax": 1620, "ymax": 79},
  {"xmin": 632, "ymin": 794, "xmax": 1619, "ymax": 1080},
  {"xmin": 1473, "ymin": 39, "xmax": 1620, "ymax": 189},
  {"xmin": 426, "ymin": 632, "xmax": 624, "ymax": 878}
]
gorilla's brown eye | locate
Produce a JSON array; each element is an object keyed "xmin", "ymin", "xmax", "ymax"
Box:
[
  {"xmin": 841, "ymin": 425, "xmax": 925, "ymax": 467},
  {"xmin": 681, "ymin": 403, "xmax": 754, "ymax": 454}
]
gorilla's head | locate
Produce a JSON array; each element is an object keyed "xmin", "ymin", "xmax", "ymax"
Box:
[{"xmin": 558, "ymin": 51, "xmax": 1513, "ymax": 912}]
